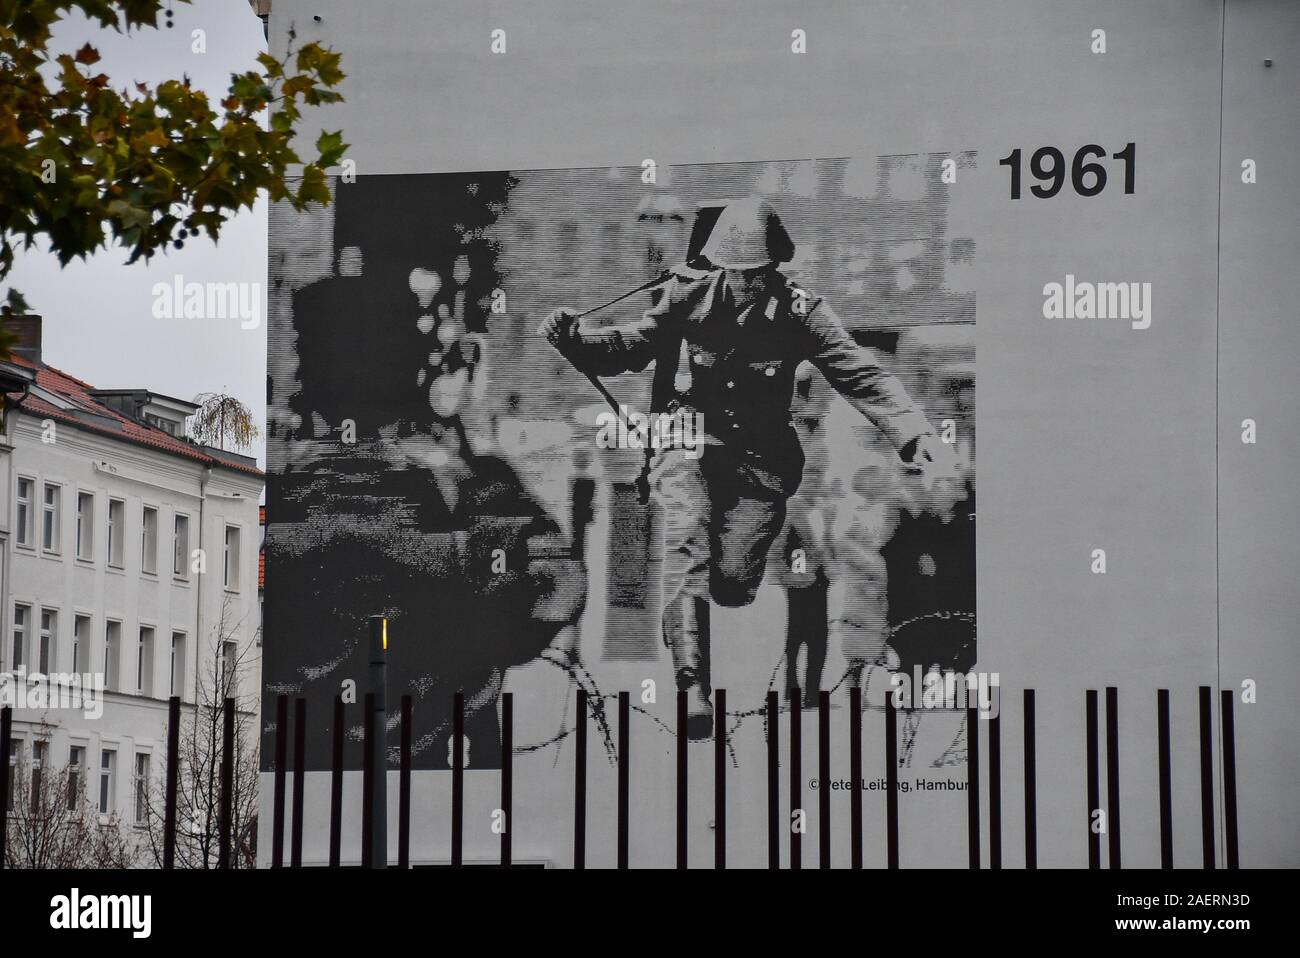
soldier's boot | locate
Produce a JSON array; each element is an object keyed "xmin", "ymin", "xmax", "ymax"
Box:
[{"xmin": 666, "ymin": 595, "xmax": 714, "ymax": 740}]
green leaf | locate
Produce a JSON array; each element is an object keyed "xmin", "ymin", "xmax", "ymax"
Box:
[
  {"xmin": 314, "ymin": 129, "xmax": 347, "ymax": 169},
  {"xmin": 5, "ymin": 287, "xmax": 31, "ymax": 314}
]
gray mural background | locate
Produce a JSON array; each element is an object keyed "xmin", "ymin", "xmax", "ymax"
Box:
[{"xmin": 259, "ymin": 0, "xmax": 1300, "ymax": 868}]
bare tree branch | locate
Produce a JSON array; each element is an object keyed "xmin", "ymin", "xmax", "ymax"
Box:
[
  {"xmin": 3, "ymin": 718, "xmax": 139, "ymax": 869},
  {"xmin": 139, "ymin": 596, "xmax": 260, "ymax": 868}
]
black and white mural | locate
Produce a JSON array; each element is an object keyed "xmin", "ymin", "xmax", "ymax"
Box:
[{"xmin": 263, "ymin": 156, "xmax": 976, "ymax": 781}]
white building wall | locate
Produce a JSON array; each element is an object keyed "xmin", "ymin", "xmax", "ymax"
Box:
[{"xmin": 1, "ymin": 408, "xmax": 261, "ymax": 856}]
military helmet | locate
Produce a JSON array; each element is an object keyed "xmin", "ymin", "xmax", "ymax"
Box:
[{"xmin": 699, "ymin": 197, "xmax": 795, "ymax": 269}]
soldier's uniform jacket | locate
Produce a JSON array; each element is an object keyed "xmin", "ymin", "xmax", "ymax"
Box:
[{"xmin": 566, "ymin": 267, "xmax": 935, "ymax": 498}]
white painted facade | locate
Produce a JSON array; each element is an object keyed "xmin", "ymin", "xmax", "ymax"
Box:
[{"xmin": 0, "ymin": 387, "xmax": 262, "ymax": 850}]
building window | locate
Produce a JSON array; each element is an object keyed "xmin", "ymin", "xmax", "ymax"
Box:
[
  {"xmin": 11, "ymin": 603, "xmax": 29, "ymax": 672},
  {"xmin": 15, "ymin": 477, "xmax": 33, "ymax": 548},
  {"xmin": 223, "ymin": 525, "xmax": 241, "ymax": 591},
  {"xmin": 133, "ymin": 753, "xmax": 150, "ymax": 823},
  {"xmin": 221, "ymin": 639, "xmax": 237, "ymax": 690},
  {"xmin": 173, "ymin": 514, "xmax": 190, "ymax": 579},
  {"xmin": 144, "ymin": 413, "xmax": 178, "ymax": 436},
  {"xmin": 38, "ymin": 608, "xmax": 56, "ymax": 674},
  {"xmin": 98, "ymin": 749, "xmax": 116, "ymax": 814},
  {"xmin": 169, "ymin": 632, "xmax": 186, "ymax": 700},
  {"xmin": 141, "ymin": 505, "xmax": 158, "ymax": 575},
  {"xmin": 5, "ymin": 738, "xmax": 18, "ymax": 810},
  {"xmin": 136, "ymin": 627, "xmax": 154, "ymax": 696},
  {"xmin": 107, "ymin": 498, "xmax": 125, "ymax": 568},
  {"xmin": 104, "ymin": 620, "xmax": 121, "ymax": 692},
  {"xmin": 67, "ymin": 745, "xmax": 85, "ymax": 811},
  {"xmin": 31, "ymin": 740, "xmax": 48, "ymax": 808},
  {"xmin": 42, "ymin": 483, "xmax": 61, "ymax": 553},
  {"xmin": 72, "ymin": 614, "xmax": 90, "ymax": 674},
  {"xmin": 75, "ymin": 492, "xmax": 94, "ymax": 560}
]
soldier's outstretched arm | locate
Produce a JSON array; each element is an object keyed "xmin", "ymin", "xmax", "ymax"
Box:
[
  {"xmin": 539, "ymin": 297, "xmax": 680, "ymax": 378},
  {"xmin": 799, "ymin": 297, "xmax": 936, "ymax": 453}
]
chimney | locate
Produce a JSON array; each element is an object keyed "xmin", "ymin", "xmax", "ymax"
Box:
[{"xmin": 8, "ymin": 314, "xmax": 42, "ymax": 366}]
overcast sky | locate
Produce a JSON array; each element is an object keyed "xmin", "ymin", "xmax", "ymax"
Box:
[{"xmin": 7, "ymin": 0, "xmax": 269, "ymax": 467}]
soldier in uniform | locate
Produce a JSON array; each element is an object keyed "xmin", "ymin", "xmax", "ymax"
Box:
[{"xmin": 540, "ymin": 197, "xmax": 952, "ymax": 738}]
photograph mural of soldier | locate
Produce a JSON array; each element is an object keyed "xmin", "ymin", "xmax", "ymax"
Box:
[
  {"xmin": 540, "ymin": 195, "xmax": 959, "ymax": 740},
  {"xmin": 263, "ymin": 155, "xmax": 976, "ymax": 797}
]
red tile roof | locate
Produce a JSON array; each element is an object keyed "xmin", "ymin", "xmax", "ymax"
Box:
[
  {"xmin": 259, "ymin": 505, "xmax": 266, "ymax": 590},
  {"xmin": 5, "ymin": 354, "xmax": 264, "ymax": 479}
]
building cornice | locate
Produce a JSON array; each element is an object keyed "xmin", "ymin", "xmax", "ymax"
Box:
[{"xmin": 7, "ymin": 413, "xmax": 262, "ymax": 500}]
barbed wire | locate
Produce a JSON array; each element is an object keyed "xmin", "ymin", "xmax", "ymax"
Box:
[{"xmin": 505, "ymin": 607, "xmax": 977, "ymax": 772}]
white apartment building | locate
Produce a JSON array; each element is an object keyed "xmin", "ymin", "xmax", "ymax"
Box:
[{"xmin": 0, "ymin": 317, "xmax": 262, "ymax": 853}]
